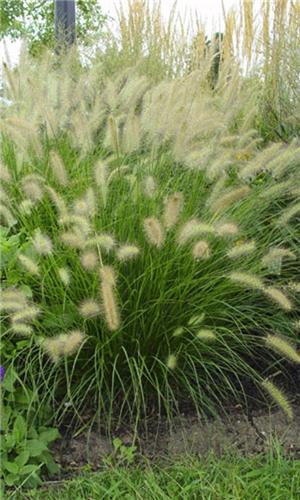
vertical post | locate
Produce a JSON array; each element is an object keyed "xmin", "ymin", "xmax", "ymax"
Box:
[{"xmin": 55, "ymin": 0, "xmax": 76, "ymax": 49}]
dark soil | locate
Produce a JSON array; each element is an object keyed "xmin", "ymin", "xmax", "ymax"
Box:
[{"xmin": 51, "ymin": 395, "xmax": 300, "ymax": 476}]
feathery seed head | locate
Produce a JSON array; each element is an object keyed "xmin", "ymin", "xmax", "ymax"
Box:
[
  {"xmin": 227, "ymin": 240, "xmax": 256, "ymax": 258},
  {"xmin": 287, "ymin": 282, "xmax": 300, "ymax": 293},
  {"xmin": 163, "ymin": 192, "xmax": 184, "ymax": 230},
  {"xmin": 211, "ymin": 186, "xmax": 250, "ymax": 213},
  {"xmin": 86, "ymin": 233, "xmax": 115, "ymax": 252},
  {"xmin": 79, "ymin": 299, "xmax": 101, "ymax": 319},
  {"xmin": 0, "ymin": 162, "xmax": 11, "ymax": 183},
  {"xmin": 80, "ymin": 250, "xmax": 98, "ymax": 271},
  {"xmin": 144, "ymin": 176, "xmax": 157, "ymax": 198},
  {"xmin": 12, "ymin": 306, "xmax": 40, "ymax": 323},
  {"xmin": 73, "ymin": 198, "xmax": 89, "ymax": 217},
  {"xmin": 43, "ymin": 330, "xmax": 85, "ymax": 362},
  {"xmin": 100, "ymin": 265, "xmax": 117, "ymax": 286},
  {"xmin": 261, "ymin": 248, "xmax": 296, "ymax": 267},
  {"xmin": 262, "ymin": 380, "xmax": 293, "ymax": 420},
  {"xmin": 58, "ymin": 267, "xmax": 71, "ymax": 286},
  {"xmin": 100, "ymin": 280, "xmax": 120, "ymax": 331},
  {"xmin": 49, "ymin": 151, "xmax": 69, "ymax": 186},
  {"xmin": 116, "ymin": 244, "xmax": 140, "ymax": 261},
  {"xmin": 277, "ymin": 202, "xmax": 300, "ymax": 225},
  {"xmin": 196, "ymin": 329, "xmax": 216, "ymax": 341},
  {"xmin": 95, "ymin": 159, "xmax": 107, "ymax": 186},
  {"xmin": 215, "ymin": 222, "xmax": 239, "ymax": 237},
  {"xmin": 263, "ymin": 287, "xmax": 293, "ymax": 311},
  {"xmin": 32, "ymin": 229, "xmax": 53, "ymax": 256},
  {"xmin": 265, "ymin": 335, "xmax": 300, "ymax": 364},
  {"xmin": 11, "ymin": 322, "xmax": 33, "ymax": 336},
  {"xmin": 177, "ymin": 219, "xmax": 213, "ymax": 246},
  {"xmin": 21, "ymin": 180, "xmax": 43, "ymax": 202},
  {"xmin": 228, "ymin": 272, "xmax": 264, "ymax": 290},
  {"xmin": 143, "ymin": 217, "xmax": 165, "ymax": 248},
  {"xmin": 2, "ymin": 288, "xmax": 27, "ymax": 304},
  {"xmin": 19, "ymin": 199, "xmax": 34, "ymax": 215},
  {"xmin": 173, "ymin": 327, "xmax": 184, "ymax": 337},
  {"xmin": 46, "ymin": 186, "xmax": 68, "ymax": 216},
  {"xmin": 0, "ymin": 204, "xmax": 16, "ymax": 227},
  {"xmin": 192, "ymin": 240, "xmax": 210, "ymax": 260},
  {"xmin": 18, "ymin": 254, "xmax": 40, "ymax": 276},
  {"xmin": 61, "ymin": 231, "xmax": 85, "ymax": 249},
  {"xmin": 62, "ymin": 330, "xmax": 85, "ymax": 356},
  {"xmin": 166, "ymin": 354, "xmax": 177, "ymax": 369},
  {"xmin": 60, "ymin": 214, "xmax": 91, "ymax": 236}
]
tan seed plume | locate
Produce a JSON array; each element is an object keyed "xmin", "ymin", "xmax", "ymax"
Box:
[
  {"xmin": 163, "ymin": 192, "xmax": 184, "ymax": 229},
  {"xmin": 143, "ymin": 217, "xmax": 165, "ymax": 248}
]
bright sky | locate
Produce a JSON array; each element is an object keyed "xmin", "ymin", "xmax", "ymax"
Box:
[{"xmin": 0, "ymin": 0, "xmax": 238, "ymax": 67}]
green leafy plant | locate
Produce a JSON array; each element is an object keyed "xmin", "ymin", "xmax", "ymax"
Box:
[{"xmin": 0, "ymin": 366, "xmax": 59, "ymax": 492}]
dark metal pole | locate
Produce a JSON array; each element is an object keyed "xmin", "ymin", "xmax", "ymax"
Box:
[{"xmin": 55, "ymin": 0, "xmax": 76, "ymax": 49}]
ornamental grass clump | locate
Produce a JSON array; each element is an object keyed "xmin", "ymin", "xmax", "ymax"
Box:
[
  {"xmin": 1, "ymin": 43, "xmax": 300, "ymax": 428},
  {"xmin": 1, "ymin": 134, "xmax": 299, "ymax": 427}
]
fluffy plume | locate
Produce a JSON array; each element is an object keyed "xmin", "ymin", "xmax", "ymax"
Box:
[
  {"xmin": 79, "ymin": 299, "xmax": 101, "ymax": 319},
  {"xmin": 85, "ymin": 188, "xmax": 96, "ymax": 217},
  {"xmin": 21, "ymin": 179, "xmax": 43, "ymax": 202},
  {"xmin": 49, "ymin": 151, "xmax": 69, "ymax": 186},
  {"xmin": 215, "ymin": 222, "xmax": 239, "ymax": 237},
  {"xmin": 100, "ymin": 265, "xmax": 117, "ymax": 287},
  {"xmin": 177, "ymin": 219, "xmax": 213, "ymax": 245},
  {"xmin": 11, "ymin": 323, "xmax": 33, "ymax": 336},
  {"xmin": 228, "ymin": 272, "xmax": 264, "ymax": 290},
  {"xmin": 192, "ymin": 240, "xmax": 210, "ymax": 260},
  {"xmin": 100, "ymin": 280, "xmax": 120, "ymax": 331},
  {"xmin": 43, "ymin": 330, "xmax": 85, "ymax": 362},
  {"xmin": 143, "ymin": 217, "xmax": 165, "ymax": 248},
  {"xmin": 85, "ymin": 234, "xmax": 115, "ymax": 252},
  {"xmin": 196, "ymin": 329, "xmax": 216, "ymax": 341},
  {"xmin": 144, "ymin": 176, "xmax": 157, "ymax": 198},
  {"xmin": 58, "ymin": 267, "xmax": 71, "ymax": 286},
  {"xmin": 1, "ymin": 288, "xmax": 27, "ymax": 312},
  {"xmin": 277, "ymin": 202, "xmax": 300, "ymax": 225},
  {"xmin": 262, "ymin": 380, "xmax": 293, "ymax": 420},
  {"xmin": 0, "ymin": 204, "xmax": 16, "ymax": 227},
  {"xmin": 263, "ymin": 287, "xmax": 293, "ymax": 311},
  {"xmin": 261, "ymin": 248, "xmax": 296, "ymax": 267},
  {"xmin": 80, "ymin": 250, "xmax": 98, "ymax": 271},
  {"xmin": 2, "ymin": 288, "xmax": 27, "ymax": 304},
  {"xmin": 32, "ymin": 229, "xmax": 53, "ymax": 256},
  {"xmin": 163, "ymin": 192, "xmax": 184, "ymax": 229},
  {"xmin": 210, "ymin": 186, "xmax": 250, "ymax": 212},
  {"xmin": 73, "ymin": 197, "xmax": 89, "ymax": 217},
  {"xmin": 18, "ymin": 254, "xmax": 40, "ymax": 276},
  {"xmin": 287, "ymin": 282, "xmax": 300, "ymax": 293},
  {"xmin": 0, "ymin": 162, "xmax": 11, "ymax": 183},
  {"xmin": 173, "ymin": 327, "xmax": 184, "ymax": 337},
  {"xmin": 117, "ymin": 244, "xmax": 140, "ymax": 261},
  {"xmin": 61, "ymin": 231, "xmax": 85, "ymax": 249},
  {"xmin": 46, "ymin": 186, "xmax": 68, "ymax": 216},
  {"xmin": 12, "ymin": 306, "xmax": 40, "ymax": 323},
  {"xmin": 227, "ymin": 241, "xmax": 256, "ymax": 258},
  {"xmin": 265, "ymin": 335, "xmax": 300, "ymax": 364},
  {"xmin": 259, "ymin": 180, "xmax": 291, "ymax": 200},
  {"xmin": 19, "ymin": 199, "xmax": 34, "ymax": 216},
  {"xmin": 94, "ymin": 160, "xmax": 107, "ymax": 205},
  {"xmin": 59, "ymin": 215, "xmax": 90, "ymax": 236},
  {"xmin": 166, "ymin": 354, "xmax": 177, "ymax": 369}
]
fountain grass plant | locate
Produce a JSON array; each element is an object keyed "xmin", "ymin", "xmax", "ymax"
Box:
[{"xmin": 1, "ymin": 124, "xmax": 299, "ymax": 431}]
